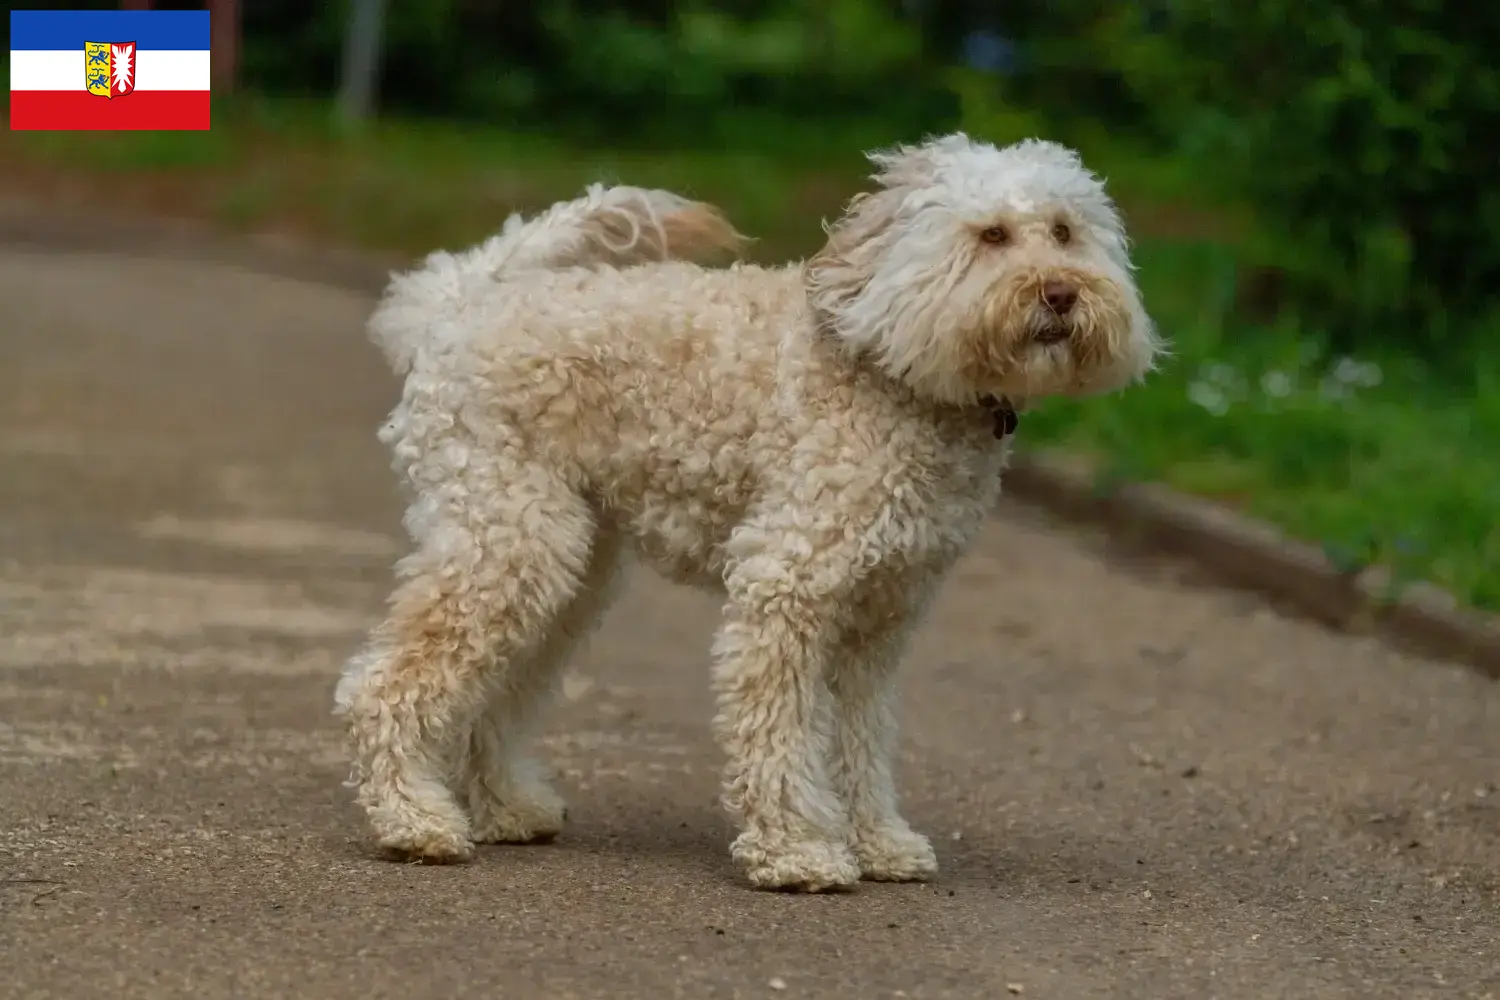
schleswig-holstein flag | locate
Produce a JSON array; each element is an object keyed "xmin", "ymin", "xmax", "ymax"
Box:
[{"xmin": 9, "ymin": 10, "xmax": 211, "ymax": 131}]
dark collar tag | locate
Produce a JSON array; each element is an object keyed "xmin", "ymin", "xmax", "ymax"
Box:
[{"xmin": 981, "ymin": 396, "xmax": 1019, "ymax": 439}]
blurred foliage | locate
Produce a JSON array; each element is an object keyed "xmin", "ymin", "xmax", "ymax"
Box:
[
  {"xmin": 10, "ymin": 0, "xmax": 1495, "ymax": 358},
  {"xmin": 242, "ymin": 0, "xmax": 957, "ymax": 146},
  {"xmin": 1005, "ymin": 1, "xmax": 1500, "ymax": 361},
  {"xmin": 234, "ymin": 0, "xmax": 1500, "ymax": 359}
]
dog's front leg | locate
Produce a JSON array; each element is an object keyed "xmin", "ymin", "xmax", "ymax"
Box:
[
  {"xmin": 826, "ymin": 594, "xmax": 938, "ymax": 883},
  {"xmin": 711, "ymin": 546, "xmax": 860, "ymax": 892}
]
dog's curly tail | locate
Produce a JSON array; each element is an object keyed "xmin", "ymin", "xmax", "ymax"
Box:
[{"xmin": 368, "ymin": 184, "xmax": 748, "ymax": 375}]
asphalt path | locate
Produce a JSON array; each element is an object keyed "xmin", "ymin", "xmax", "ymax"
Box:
[{"xmin": 1, "ymin": 245, "xmax": 1497, "ymax": 999}]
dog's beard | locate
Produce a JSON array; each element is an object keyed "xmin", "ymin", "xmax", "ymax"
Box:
[
  {"xmin": 966, "ymin": 274, "xmax": 1146, "ymax": 400},
  {"xmin": 824, "ymin": 260, "xmax": 1153, "ymax": 407}
]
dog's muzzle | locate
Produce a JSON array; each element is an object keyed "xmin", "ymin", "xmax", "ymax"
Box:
[
  {"xmin": 1033, "ymin": 322, "xmax": 1071, "ymax": 345},
  {"xmin": 1033, "ymin": 279, "xmax": 1079, "ymax": 344}
]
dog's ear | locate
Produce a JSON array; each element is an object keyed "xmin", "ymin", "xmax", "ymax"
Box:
[
  {"xmin": 803, "ymin": 188, "xmax": 902, "ymax": 341},
  {"xmin": 805, "ymin": 134, "xmax": 971, "ymax": 334},
  {"xmin": 865, "ymin": 133, "xmax": 970, "ymax": 190}
]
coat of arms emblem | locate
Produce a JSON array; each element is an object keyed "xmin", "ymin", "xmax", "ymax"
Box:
[{"xmin": 85, "ymin": 41, "xmax": 137, "ymax": 99}]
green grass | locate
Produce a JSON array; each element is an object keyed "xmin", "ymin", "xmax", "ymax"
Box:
[
  {"xmin": 1, "ymin": 97, "xmax": 875, "ymax": 261},
  {"xmin": 0, "ymin": 95, "xmax": 1230, "ymax": 259},
  {"xmin": 2, "ymin": 98, "xmax": 1494, "ymax": 611},
  {"xmin": 1023, "ymin": 240, "xmax": 1500, "ymax": 611}
]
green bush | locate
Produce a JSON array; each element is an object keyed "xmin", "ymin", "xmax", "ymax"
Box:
[
  {"xmin": 1192, "ymin": 2, "xmax": 1499, "ymax": 359},
  {"xmin": 239, "ymin": 0, "xmax": 1500, "ymax": 363},
  {"xmin": 1020, "ymin": 2, "xmax": 1500, "ymax": 361},
  {"xmin": 240, "ymin": 0, "xmax": 954, "ymax": 145}
]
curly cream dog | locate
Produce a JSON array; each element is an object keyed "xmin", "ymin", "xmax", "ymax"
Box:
[{"xmin": 334, "ymin": 134, "xmax": 1160, "ymax": 891}]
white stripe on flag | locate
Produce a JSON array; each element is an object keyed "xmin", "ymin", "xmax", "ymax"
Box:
[{"xmin": 9, "ymin": 49, "xmax": 211, "ymax": 92}]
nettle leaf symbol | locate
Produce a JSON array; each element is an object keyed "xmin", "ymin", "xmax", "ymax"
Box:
[{"xmin": 110, "ymin": 44, "xmax": 133, "ymax": 91}]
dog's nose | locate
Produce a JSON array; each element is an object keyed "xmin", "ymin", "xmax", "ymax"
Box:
[{"xmin": 1042, "ymin": 280, "xmax": 1079, "ymax": 316}]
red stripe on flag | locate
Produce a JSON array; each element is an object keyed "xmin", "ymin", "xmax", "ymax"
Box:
[{"xmin": 8, "ymin": 91, "xmax": 211, "ymax": 131}]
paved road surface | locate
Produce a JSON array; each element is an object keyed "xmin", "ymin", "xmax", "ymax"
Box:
[{"xmin": 2, "ymin": 245, "xmax": 1497, "ymax": 999}]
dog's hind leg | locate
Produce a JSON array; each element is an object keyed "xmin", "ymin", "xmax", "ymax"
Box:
[
  {"xmin": 458, "ymin": 526, "xmax": 623, "ymax": 844},
  {"xmin": 826, "ymin": 584, "xmax": 938, "ymax": 883},
  {"xmin": 335, "ymin": 467, "xmax": 597, "ymax": 864}
]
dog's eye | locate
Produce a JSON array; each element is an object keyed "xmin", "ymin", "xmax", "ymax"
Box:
[
  {"xmin": 979, "ymin": 226, "xmax": 1009, "ymax": 245},
  {"xmin": 1052, "ymin": 222, "xmax": 1072, "ymax": 244}
]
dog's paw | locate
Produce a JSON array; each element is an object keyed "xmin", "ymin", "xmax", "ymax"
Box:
[
  {"xmin": 732, "ymin": 834, "xmax": 861, "ymax": 893},
  {"xmin": 375, "ymin": 823, "xmax": 475, "ymax": 864},
  {"xmin": 469, "ymin": 786, "xmax": 568, "ymax": 845},
  {"xmin": 854, "ymin": 825, "xmax": 938, "ymax": 882}
]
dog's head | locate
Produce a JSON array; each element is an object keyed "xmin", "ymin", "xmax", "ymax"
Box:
[{"xmin": 805, "ymin": 134, "xmax": 1161, "ymax": 405}]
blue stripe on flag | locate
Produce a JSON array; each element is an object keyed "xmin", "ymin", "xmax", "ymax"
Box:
[{"xmin": 9, "ymin": 10, "xmax": 211, "ymax": 51}]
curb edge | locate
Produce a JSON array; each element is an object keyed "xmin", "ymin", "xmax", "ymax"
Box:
[{"xmin": 1005, "ymin": 452, "xmax": 1500, "ymax": 679}]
